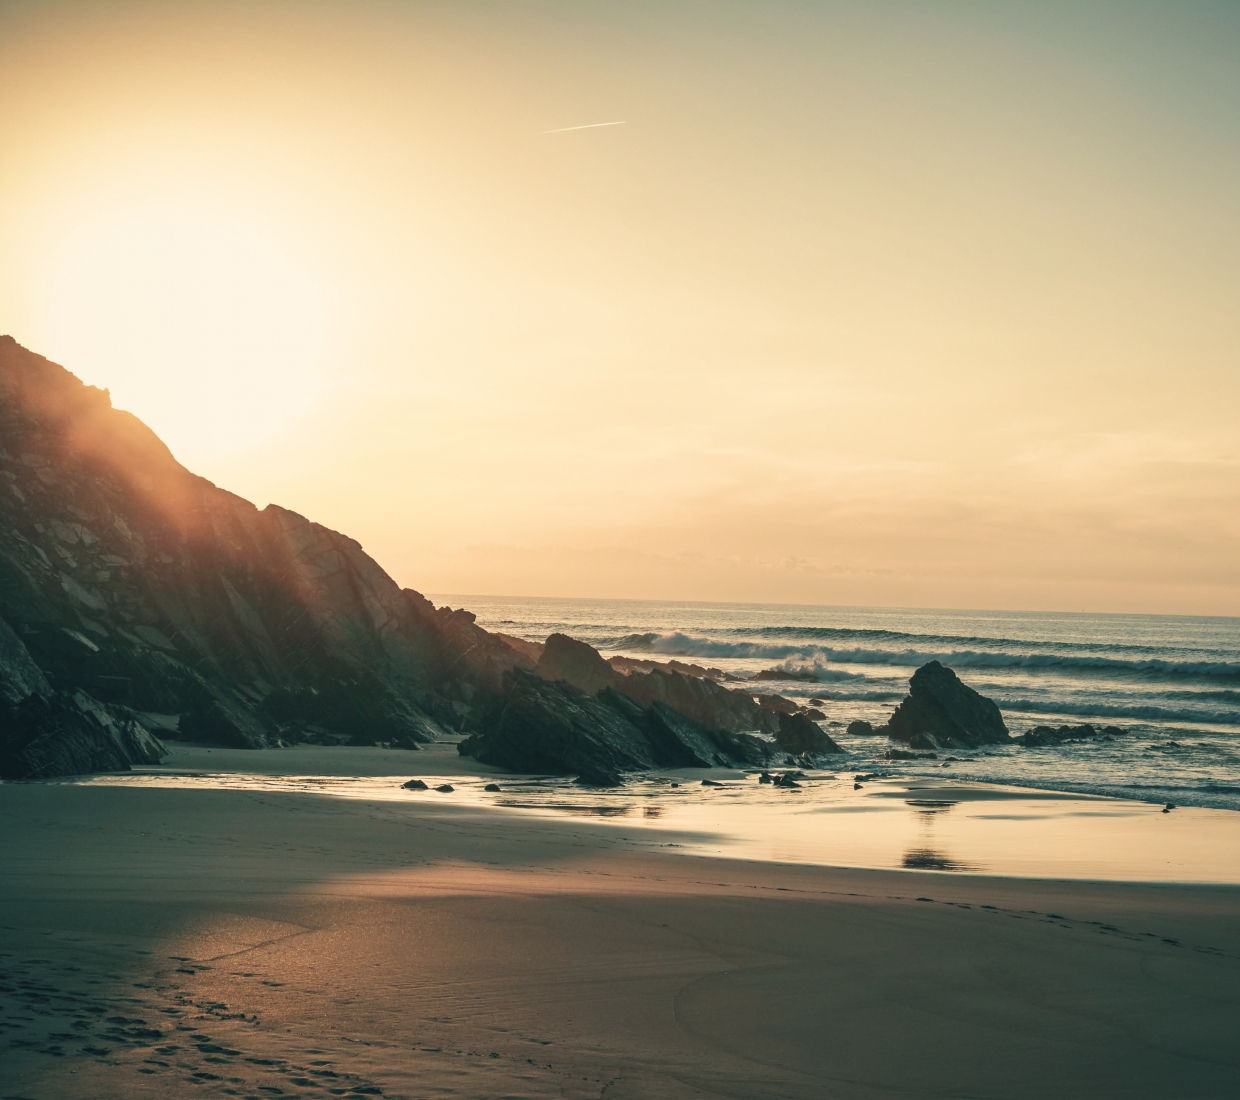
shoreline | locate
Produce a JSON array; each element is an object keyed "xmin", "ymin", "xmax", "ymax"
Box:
[
  {"xmin": 28, "ymin": 740, "xmax": 1240, "ymax": 887},
  {"xmin": 3, "ymin": 776, "xmax": 1239, "ymax": 1098}
]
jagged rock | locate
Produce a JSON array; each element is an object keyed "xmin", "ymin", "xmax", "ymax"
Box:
[
  {"xmin": 0, "ymin": 336, "xmax": 565, "ymax": 775},
  {"xmin": 846, "ymin": 719, "xmax": 878, "ymax": 736},
  {"xmin": 1020, "ymin": 723, "xmax": 1124, "ymax": 747},
  {"xmin": 459, "ymin": 668, "xmax": 656, "ymax": 776},
  {"xmin": 401, "ymin": 779, "xmax": 428, "ymax": 790},
  {"xmin": 608, "ymin": 655, "xmax": 725, "ymax": 680},
  {"xmin": 495, "ymin": 633, "xmax": 544, "ymax": 664},
  {"xmin": 619, "ymin": 668, "xmax": 779, "ymax": 734},
  {"xmin": 773, "ymin": 711, "xmax": 843, "ymax": 756},
  {"xmin": 0, "ymin": 336, "xmax": 795, "ymax": 781},
  {"xmin": 803, "ymin": 708, "xmax": 826, "ymax": 720},
  {"xmin": 543, "ymin": 641, "xmax": 775, "ymax": 736},
  {"xmin": 880, "ymin": 662, "xmax": 1010, "ymax": 749},
  {"xmin": 619, "ymin": 695, "xmax": 739, "ymax": 768},
  {"xmin": 755, "ymin": 693, "xmax": 800, "ymax": 717},
  {"xmin": 537, "ymin": 632, "xmax": 620, "ymax": 694},
  {"xmin": 0, "ymin": 688, "xmax": 165, "ymax": 779}
]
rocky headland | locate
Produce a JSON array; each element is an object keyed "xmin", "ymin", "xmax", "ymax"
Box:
[{"xmin": 0, "ymin": 338, "xmax": 818, "ymax": 781}]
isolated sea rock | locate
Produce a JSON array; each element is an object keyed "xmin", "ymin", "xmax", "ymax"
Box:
[
  {"xmin": 773, "ymin": 711, "xmax": 844, "ymax": 756},
  {"xmin": 1020, "ymin": 723, "xmax": 1124, "ymax": 747},
  {"xmin": 846, "ymin": 719, "xmax": 878, "ymax": 736},
  {"xmin": 881, "ymin": 661, "xmax": 1010, "ymax": 749}
]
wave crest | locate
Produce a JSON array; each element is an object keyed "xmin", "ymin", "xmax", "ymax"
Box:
[{"xmin": 609, "ymin": 632, "xmax": 1240, "ymax": 681}]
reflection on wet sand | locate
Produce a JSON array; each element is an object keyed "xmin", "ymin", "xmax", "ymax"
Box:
[
  {"xmin": 62, "ymin": 759, "xmax": 1240, "ymax": 884},
  {"xmin": 901, "ymin": 799, "xmax": 981, "ymax": 872}
]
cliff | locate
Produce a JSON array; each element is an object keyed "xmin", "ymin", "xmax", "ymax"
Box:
[{"xmin": 0, "ymin": 337, "xmax": 532, "ymax": 776}]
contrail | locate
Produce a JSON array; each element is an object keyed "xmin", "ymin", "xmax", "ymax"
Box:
[{"xmin": 542, "ymin": 120, "xmax": 627, "ymax": 133}]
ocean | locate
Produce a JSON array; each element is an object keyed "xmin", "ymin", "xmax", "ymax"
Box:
[{"xmin": 436, "ymin": 595, "xmax": 1240, "ymax": 812}]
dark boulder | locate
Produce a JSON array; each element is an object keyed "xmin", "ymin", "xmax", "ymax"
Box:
[
  {"xmin": 536, "ymin": 633, "xmax": 620, "ymax": 695},
  {"xmin": 773, "ymin": 711, "xmax": 843, "ymax": 756},
  {"xmin": 881, "ymin": 662, "xmax": 1009, "ymax": 749},
  {"xmin": 846, "ymin": 719, "xmax": 878, "ymax": 737},
  {"xmin": 434, "ymin": 784, "xmax": 454, "ymax": 793},
  {"xmin": 401, "ymin": 778, "xmax": 428, "ymax": 789},
  {"xmin": 483, "ymin": 782, "xmax": 500, "ymax": 792}
]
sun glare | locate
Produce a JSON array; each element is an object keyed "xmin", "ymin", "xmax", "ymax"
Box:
[{"xmin": 34, "ymin": 199, "xmax": 332, "ymax": 464}]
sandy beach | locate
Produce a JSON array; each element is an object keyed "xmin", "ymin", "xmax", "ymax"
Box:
[{"xmin": 4, "ymin": 748, "xmax": 1240, "ymax": 1099}]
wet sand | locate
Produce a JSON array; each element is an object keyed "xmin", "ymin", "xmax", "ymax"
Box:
[{"xmin": 3, "ymin": 751, "xmax": 1240, "ymax": 1098}]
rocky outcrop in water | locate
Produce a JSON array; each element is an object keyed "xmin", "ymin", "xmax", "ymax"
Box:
[
  {"xmin": 880, "ymin": 661, "xmax": 1010, "ymax": 749},
  {"xmin": 1020, "ymin": 723, "xmax": 1124, "ymax": 747}
]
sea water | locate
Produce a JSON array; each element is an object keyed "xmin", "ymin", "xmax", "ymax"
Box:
[{"xmin": 436, "ymin": 596, "xmax": 1240, "ymax": 812}]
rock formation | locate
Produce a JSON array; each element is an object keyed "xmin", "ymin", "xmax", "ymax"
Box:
[
  {"xmin": 458, "ymin": 667, "xmax": 777, "ymax": 778},
  {"xmin": 773, "ymin": 711, "xmax": 843, "ymax": 756},
  {"xmin": 1020, "ymin": 723, "xmax": 1124, "ymax": 747},
  {"xmin": 0, "ymin": 337, "xmax": 534, "ymax": 776},
  {"xmin": 0, "ymin": 336, "xmax": 793, "ymax": 782},
  {"xmin": 880, "ymin": 661, "xmax": 1010, "ymax": 749}
]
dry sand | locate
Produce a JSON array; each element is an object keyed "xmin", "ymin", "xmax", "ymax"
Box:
[{"xmin": 3, "ymin": 748, "xmax": 1239, "ymax": 1099}]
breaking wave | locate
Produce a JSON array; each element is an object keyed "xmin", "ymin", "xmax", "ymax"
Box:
[
  {"xmin": 611, "ymin": 632, "xmax": 1240, "ymax": 680},
  {"xmin": 997, "ymin": 698, "xmax": 1240, "ymax": 726}
]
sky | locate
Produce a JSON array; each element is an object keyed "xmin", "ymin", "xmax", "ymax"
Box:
[{"xmin": 0, "ymin": 0, "xmax": 1237, "ymax": 615}]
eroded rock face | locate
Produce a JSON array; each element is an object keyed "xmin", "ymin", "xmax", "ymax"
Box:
[
  {"xmin": 0, "ymin": 337, "xmax": 535, "ymax": 775},
  {"xmin": 459, "ymin": 669, "xmax": 656, "ymax": 777},
  {"xmin": 881, "ymin": 661, "xmax": 1010, "ymax": 749},
  {"xmin": 615, "ymin": 666, "xmax": 780, "ymax": 735}
]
